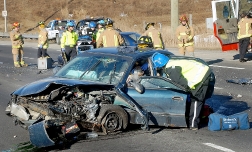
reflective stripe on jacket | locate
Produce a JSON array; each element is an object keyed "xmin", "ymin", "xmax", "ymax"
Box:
[
  {"xmin": 10, "ymin": 30, "xmax": 24, "ymax": 49},
  {"xmin": 176, "ymin": 25, "xmax": 194, "ymax": 47},
  {"xmin": 60, "ymin": 31, "xmax": 78, "ymax": 48},
  {"xmin": 38, "ymin": 28, "xmax": 49, "ymax": 49},
  {"xmin": 237, "ymin": 18, "xmax": 252, "ymax": 39},
  {"xmin": 165, "ymin": 59, "xmax": 210, "ymax": 89},
  {"xmin": 142, "ymin": 26, "xmax": 164, "ymax": 49},
  {"xmin": 96, "ymin": 27, "xmax": 124, "ymax": 48}
]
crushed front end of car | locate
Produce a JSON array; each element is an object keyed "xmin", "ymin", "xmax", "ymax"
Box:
[{"xmin": 5, "ymin": 83, "xmax": 123, "ymax": 147}]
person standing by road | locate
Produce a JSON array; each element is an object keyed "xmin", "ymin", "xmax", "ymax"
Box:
[
  {"xmin": 151, "ymin": 52, "xmax": 215, "ymax": 130},
  {"xmin": 141, "ymin": 22, "xmax": 164, "ymax": 50},
  {"xmin": 60, "ymin": 21, "xmax": 78, "ymax": 62},
  {"xmin": 176, "ymin": 14, "xmax": 195, "ymax": 57},
  {"xmin": 96, "ymin": 18, "xmax": 124, "ymax": 48},
  {"xmin": 237, "ymin": 11, "xmax": 252, "ymax": 62},
  {"xmin": 37, "ymin": 21, "xmax": 49, "ymax": 58},
  {"xmin": 9, "ymin": 22, "xmax": 28, "ymax": 68}
]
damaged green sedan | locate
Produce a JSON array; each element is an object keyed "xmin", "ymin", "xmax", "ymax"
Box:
[{"xmin": 5, "ymin": 46, "xmax": 215, "ymax": 148}]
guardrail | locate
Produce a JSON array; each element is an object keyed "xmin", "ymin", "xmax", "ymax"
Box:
[{"xmin": 0, "ymin": 32, "xmax": 38, "ymax": 39}]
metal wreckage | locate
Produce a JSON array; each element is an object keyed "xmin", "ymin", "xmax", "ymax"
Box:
[
  {"xmin": 5, "ymin": 46, "xmax": 214, "ymax": 148},
  {"xmin": 6, "ymin": 83, "xmax": 131, "ymax": 147}
]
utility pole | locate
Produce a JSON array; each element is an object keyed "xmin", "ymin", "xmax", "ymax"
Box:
[
  {"xmin": 3, "ymin": 0, "xmax": 7, "ymax": 32},
  {"xmin": 171, "ymin": 0, "xmax": 178, "ymax": 34}
]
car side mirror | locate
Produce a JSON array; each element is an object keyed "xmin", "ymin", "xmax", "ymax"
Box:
[{"xmin": 130, "ymin": 81, "xmax": 144, "ymax": 94}]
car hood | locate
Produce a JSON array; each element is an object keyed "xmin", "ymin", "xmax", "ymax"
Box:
[{"xmin": 12, "ymin": 77, "xmax": 113, "ymax": 96}]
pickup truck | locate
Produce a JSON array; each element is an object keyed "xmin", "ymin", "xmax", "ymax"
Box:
[{"xmin": 46, "ymin": 19, "xmax": 75, "ymax": 44}]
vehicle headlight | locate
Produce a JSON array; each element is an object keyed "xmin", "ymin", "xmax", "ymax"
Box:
[{"xmin": 77, "ymin": 41, "xmax": 81, "ymax": 46}]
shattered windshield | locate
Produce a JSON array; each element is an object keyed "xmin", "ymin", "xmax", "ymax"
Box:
[{"xmin": 55, "ymin": 54, "xmax": 130, "ymax": 84}]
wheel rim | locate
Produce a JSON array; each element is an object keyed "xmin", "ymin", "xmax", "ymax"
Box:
[{"xmin": 104, "ymin": 112, "xmax": 119, "ymax": 131}]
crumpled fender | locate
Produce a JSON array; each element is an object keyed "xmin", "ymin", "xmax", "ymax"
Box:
[
  {"xmin": 28, "ymin": 120, "xmax": 55, "ymax": 148},
  {"xmin": 11, "ymin": 77, "xmax": 103, "ymax": 96}
]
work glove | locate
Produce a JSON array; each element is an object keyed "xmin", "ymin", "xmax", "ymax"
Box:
[
  {"xmin": 61, "ymin": 48, "xmax": 65, "ymax": 52},
  {"xmin": 141, "ymin": 63, "xmax": 148, "ymax": 71},
  {"xmin": 39, "ymin": 44, "xmax": 43, "ymax": 49}
]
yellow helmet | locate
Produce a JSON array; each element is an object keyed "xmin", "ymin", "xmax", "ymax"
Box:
[
  {"xmin": 145, "ymin": 22, "xmax": 155, "ymax": 30},
  {"xmin": 38, "ymin": 21, "xmax": 45, "ymax": 28}
]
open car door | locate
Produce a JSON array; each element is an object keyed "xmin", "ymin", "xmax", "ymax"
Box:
[{"xmin": 211, "ymin": 0, "xmax": 239, "ymax": 51}]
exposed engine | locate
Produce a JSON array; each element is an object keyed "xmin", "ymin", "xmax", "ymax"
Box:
[{"xmin": 10, "ymin": 85, "xmax": 116, "ymax": 127}]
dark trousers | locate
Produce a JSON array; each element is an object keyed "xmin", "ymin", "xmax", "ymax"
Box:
[
  {"xmin": 65, "ymin": 46, "xmax": 77, "ymax": 61},
  {"xmin": 189, "ymin": 99, "xmax": 204, "ymax": 128},
  {"xmin": 239, "ymin": 37, "xmax": 250, "ymax": 60},
  {"xmin": 37, "ymin": 48, "xmax": 49, "ymax": 58},
  {"xmin": 188, "ymin": 75, "xmax": 210, "ymax": 128}
]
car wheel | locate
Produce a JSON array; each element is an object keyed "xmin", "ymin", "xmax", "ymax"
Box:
[
  {"xmin": 97, "ymin": 105, "xmax": 128, "ymax": 133},
  {"xmin": 56, "ymin": 34, "xmax": 60, "ymax": 45}
]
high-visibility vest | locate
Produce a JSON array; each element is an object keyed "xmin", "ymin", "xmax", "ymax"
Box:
[
  {"xmin": 237, "ymin": 18, "xmax": 252, "ymax": 39},
  {"xmin": 165, "ymin": 59, "xmax": 210, "ymax": 89},
  {"xmin": 60, "ymin": 30, "xmax": 78, "ymax": 48}
]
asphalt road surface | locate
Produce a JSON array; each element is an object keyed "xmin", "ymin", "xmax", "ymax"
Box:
[{"xmin": 0, "ymin": 40, "xmax": 252, "ymax": 152}]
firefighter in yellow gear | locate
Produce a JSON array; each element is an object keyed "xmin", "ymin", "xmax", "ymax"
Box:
[
  {"xmin": 37, "ymin": 21, "xmax": 49, "ymax": 58},
  {"xmin": 176, "ymin": 14, "xmax": 195, "ymax": 57},
  {"xmin": 95, "ymin": 20, "xmax": 105, "ymax": 48},
  {"xmin": 9, "ymin": 22, "xmax": 28, "ymax": 67},
  {"xmin": 60, "ymin": 21, "xmax": 78, "ymax": 62},
  {"xmin": 96, "ymin": 18, "xmax": 124, "ymax": 48},
  {"xmin": 141, "ymin": 22, "xmax": 164, "ymax": 50},
  {"xmin": 237, "ymin": 11, "xmax": 252, "ymax": 62}
]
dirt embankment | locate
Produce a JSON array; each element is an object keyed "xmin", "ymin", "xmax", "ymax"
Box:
[{"xmin": 0, "ymin": 0, "xmax": 250, "ymax": 49}]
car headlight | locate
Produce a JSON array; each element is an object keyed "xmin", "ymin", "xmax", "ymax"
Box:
[{"xmin": 77, "ymin": 41, "xmax": 82, "ymax": 46}]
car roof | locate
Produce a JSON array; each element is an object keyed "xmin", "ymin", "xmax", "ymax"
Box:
[
  {"xmin": 82, "ymin": 47, "xmax": 173, "ymax": 59},
  {"xmin": 120, "ymin": 32, "xmax": 139, "ymax": 35},
  {"xmin": 78, "ymin": 18, "xmax": 104, "ymax": 22}
]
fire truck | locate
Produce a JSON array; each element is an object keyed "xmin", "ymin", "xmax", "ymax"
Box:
[{"xmin": 211, "ymin": 0, "xmax": 252, "ymax": 51}]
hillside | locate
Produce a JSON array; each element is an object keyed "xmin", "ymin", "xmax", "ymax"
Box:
[
  {"xmin": 0, "ymin": 0, "xmax": 251, "ymax": 48},
  {"xmin": 0, "ymin": 0, "xmax": 213, "ymax": 33}
]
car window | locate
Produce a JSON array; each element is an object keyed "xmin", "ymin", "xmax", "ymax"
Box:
[
  {"xmin": 128, "ymin": 33, "xmax": 140, "ymax": 42},
  {"xmin": 55, "ymin": 54, "xmax": 131, "ymax": 85},
  {"xmin": 46, "ymin": 21, "xmax": 52, "ymax": 28},
  {"xmin": 58, "ymin": 21, "xmax": 68, "ymax": 27},
  {"xmin": 140, "ymin": 77, "xmax": 181, "ymax": 90}
]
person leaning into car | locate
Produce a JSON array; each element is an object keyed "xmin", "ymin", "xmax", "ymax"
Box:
[
  {"xmin": 96, "ymin": 18, "xmax": 124, "ymax": 48},
  {"xmin": 60, "ymin": 21, "xmax": 78, "ymax": 62},
  {"xmin": 151, "ymin": 52, "xmax": 214, "ymax": 130}
]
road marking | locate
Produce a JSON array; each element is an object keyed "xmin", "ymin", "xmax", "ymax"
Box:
[
  {"xmin": 214, "ymin": 87, "xmax": 223, "ymax": 89},
  {"xmin": 209, "ymin": 65, "xmax": 244, "ymax": 70},
  {"xmin": 203, "ymin": 143, "xmax": 235, "ymax": 152}
]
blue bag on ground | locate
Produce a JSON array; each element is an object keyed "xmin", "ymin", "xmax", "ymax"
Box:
[{"xmin": 208, "ymin": 112, "xmax": 250, "ymax": 131}]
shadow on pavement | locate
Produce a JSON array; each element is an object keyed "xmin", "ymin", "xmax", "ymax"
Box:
[
  {"xmin": 207, "ymin": 59, "xmax": 223, "ymax": 65},
  {"xmin": 233, "ymin": 52, "xmax": 252, "ymax": 61}
]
